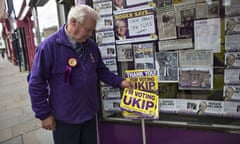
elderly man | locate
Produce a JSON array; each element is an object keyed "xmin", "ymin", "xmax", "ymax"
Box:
[{"xmin": 28, "ymin": 4, "xmax": 133, "ymax": 144}]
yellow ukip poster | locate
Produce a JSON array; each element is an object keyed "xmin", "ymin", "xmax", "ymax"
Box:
[
  {"xmin": 125, "ymin": 69, "xmax": 158, "ymax": 93},
  {"xmin": 120, "ymin": 88, "xmax": 159, "ymax": 119}
]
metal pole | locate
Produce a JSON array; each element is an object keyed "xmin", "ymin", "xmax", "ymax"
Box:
[
  {"xmin": 141, "ymin": 118, "xmax": 147, "ymax": 144},
  {"xmin": 33, "ymin": 6, "xmax": 41, "ymax": 45}
]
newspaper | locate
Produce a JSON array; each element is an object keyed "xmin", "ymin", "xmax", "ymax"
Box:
[
  {"xmin": 175, "ymin": 99, "xmax": 199, "ymax": 114},
  {"xmin": 102, "ymin": 58, "xmax": 118, "ymax": 72},
  {"xmin": 223, "ymin": 85, "xmax": 240, "ymax": 101},
  {"xmin": 113, "ymin": 0, "xmax": 155, "ymax": 12},
  {"xmin": 103, "ymin": 99, "xmax": 121, "ymax": 112},
  {"xmin": 95, "ymin": 30, "xmax": 115, "ymax": 46},
  {"xmin": 225, "ymin": 52, "xmax": 240, "ymax": 68},
  {"xmin": 114, "ymin": 7, "xmax": 158, "ymax": 44},
  {"xmin": 224, "ymin": 69, "xmax": 240, "ymax": 84},
  {"xmin": 155, "ymin": 51, "xmax": 178, "ymax": 82},
  {"xmin": 101, "ymin": 85, "xmax": 121, "ymax": 99},
  {"xmin": 224, "ymin": 0, "xmax": 240, "ymax": 16},
  {"xmin": 159, "ymin": 98, "xmax": 177, "ymax": 113},
  {"xmin": 116, "ymin": 44, "xmax": 133, "ymax": 62},
  {"xmin": 175, "ymin": 99, "xmax": 224, "ymax": 116},
  {"xmin": 133, "ymin": 42, "xmax": 155, "ymax": 69},
  {"xmin": 98, "ymin": 44, "xmax": 116, "ymax": 58},
  {"xmin": 223, "ymin": 101, "xmax": 240, "ymax": 118},
  {"xmin": 125, "ymin": 69, "xmax": 158, "ymax": 93},
  {"xmin": 156, "ymin": 6, "xmax": 177, "ymax": 40},
  {"xmin": 179, "ymin": 50, "xmax": 213, "ymax": 67},
  {"xmin": 195, "ymin": 2, "xmax": 208, "ymax": 19},
  {"xmin": 225, "ymin": 16, "xmax": 240, "ymax": 35},
  {"xmin": 195, "ymin": 0, "xmax": 220, "ymax": 19},
  {"xmin": 173, "ymin": 0, "xmax": 195, "ymax": 26},
  {"xmin": 156, "ymin": 0, "xmax": 173, "ymax": 7},
  {"xmin": 174, "ymin": 0, "xmax": 195, "ymax": 38},
  {"xmin": 225, "ymin": 34, "xmax": 240, "ymax": 52},
  {"xmin": 93, "ymin": 1, "xmax": 112, "ymax": 16},
  {"xmin": 179, "ymin": 67, "xmax": 213, "ymax": 90},
  {"xmin": 96, "ymin": 15, "xmax": 114, "ymax": 31},
  {"xmin": 120, "ymin": 88, "xmax": 159, "ymax": 119},
  {"xmin": 194, "ymin": 18, "xmax": 221, "ymax": 53},
  {"xmin": 158, "ymin": 38, "xmax": 193, "ymax": 51}
]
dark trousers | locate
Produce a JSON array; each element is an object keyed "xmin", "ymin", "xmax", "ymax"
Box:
[{"xmin": 53, "ymin": 117, "xmax": 97, "ymax": 144}]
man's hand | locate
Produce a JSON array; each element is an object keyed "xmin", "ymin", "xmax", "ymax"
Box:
[
  {"xmin": 42, "ymin": 115, "xmax": 56, "ymax": 131},
  {"xmin": 120, "ymin": 80, "xmax": 134, "ymax": 89}
]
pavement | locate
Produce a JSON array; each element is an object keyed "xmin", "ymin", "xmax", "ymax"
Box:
[{"xmin": 0, "ymin": 57, "xmax": 53, "ymax": 144}]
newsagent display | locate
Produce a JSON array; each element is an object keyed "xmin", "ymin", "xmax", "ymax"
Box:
[{"xmin": 93, "ymin": 0, "xmax": 240, "ymax": 131}]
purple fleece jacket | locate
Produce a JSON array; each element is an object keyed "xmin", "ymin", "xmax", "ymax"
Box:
[{"xmin": 29, "ymin": 24, "xmax": 123, "ymax": 123}]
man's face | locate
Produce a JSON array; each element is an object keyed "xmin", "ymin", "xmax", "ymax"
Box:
[
  {"xmin": 116, "ymin": 21, "xmax": 127, "ymax": 37},
  {"xmin": 114, "ymin": 0, "xmax": 123, "ymax": 7},
  {"xmin": 227, "ymin": 19, "xmax": 236, "ymax": 31},
  {"xmin": 71, "ymin": 17, "xmax": 96, "ymax": 43},
  {"xmin": 226, "ymin": 87, "xmax": 234, "ymax": 97},
  {"xmin": 227, "ymin": 55, "xmax": 235, "ymax": 65},
  {"xmin": 199, "ymin": 102, "xmax": 207, "ymax": 112}
]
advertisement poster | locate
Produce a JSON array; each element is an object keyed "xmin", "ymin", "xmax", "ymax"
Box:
[
  {"xmin": 125, "ymin": 69, "xmax": 158, "ymax": 93},
  {"xmin": 120, "ymin": 88, "xmax": 159, "ymax": 119},
  {"xmin": 114, "ymin": 7, "xmax": 158, "ymax": 44}
]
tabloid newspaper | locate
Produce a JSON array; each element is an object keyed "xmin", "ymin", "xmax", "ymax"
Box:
[
  {"xmin": 223, "ymin": 85, "xmax": 240, "ymax": 101},
  {"xmin": 95, "ymin": 30, "xmax": 115, "ymax": 47},
  {"xmin": 174, "ymin": 0, "xmax": 195, "ymax": 38},
  {"xmin": 179, "ymin": 67, "xmax": 213, "ymax": 90},
  {"xmin": 98, "ymin": 44, "xmax": 116, "ymax": 58},
  {"xmin": 116, "ymin": 44, "xmax": 133, "ymax": 62},
  {"xmin": 225, "ymin": 16, "xmax": 240, "ymax": 35},
  {"xmin": 224, "ymin": 101, "xmax": 240, "ymax": 118},
  {"xmin": 158, "ymin": 38, "xmax": 193, "ymax": 51},
  {"xmin": 156, "ymin": 0, "xmax": 173, "ymax": 8},
  {"xmin": 195, "ymin": 0, "xmax": 220, "ymax": 19},
  {"xmin": 224, "ymin": 52, "xmax": 240, "ymax": 68},
  {"xmin": 194, "ymin": 18, "xmax": 221, "ymax": 53},
  {"xmin": 112, "ymin": 0, "xmax": 156, "ymax": 12},
  {"xmin": 103, "ymin": 99, "xmax": 121, "ymax": 112},
  {"xmin": 101, "ymin": 85, "xmax": 121, "ymax": 99},
  {"xmin": 114, "ymin": 6, "xmax": 158, "ymax": 44},
  {"xmin": 95, "ymin": 15, "xmax": 114, "ymax": 32},
  {"xmin": 224, "ymin": 0, "xmax": 240, "ymax": 17},
  {"xmin": 155, "ymin": 51, "xmax": 178, "ymax": 82},
  {"xmin": 159, "ymin": 98, "xmax": 240, "ymax": 118},
  {"xmin": 225, "ymin": 34, "xmax": 240, "ymax": 52},
  {"xmin": 93, "ymin": 1, "xmax": 113, "ymax": 16},
  {"xmin": 179, "ymin": 50, "xmax": 213, "ymax": 67},
  {"xmin": 159, "ymin": 98, "xmax": 177, "ymax": 113},
  {"xmin": 156, "ymin": 6, "xmax": 177, "ymax": 40},
  {"xmin": 224, "ymin": 69, "xmax": 240, "ymax": 84},
  {"xmin": 133, "ymin": 42, "xmax": 155, "ymax": 69},
  {"xmin": 176, "ymin": 99, "xmax": 224, "ymax": 116},
  {"xmin": 120, "ymin": 88, "xmax": 159, "ymax": 119}
]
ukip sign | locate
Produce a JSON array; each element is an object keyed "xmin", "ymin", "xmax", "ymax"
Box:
[{"xmin": 120, "ymin": 88, "xmax": 159, "ymax": 119}]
